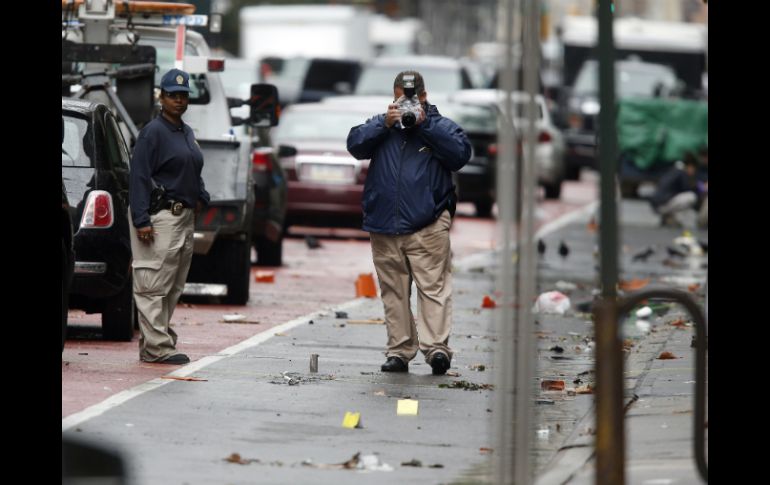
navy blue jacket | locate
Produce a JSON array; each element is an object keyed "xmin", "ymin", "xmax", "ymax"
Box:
[
  {"xmin": 129, "ymin": 115, "xmax": 210, "ymax": 228},
  {"xmin": 347, "ymin": 103, "xmax": 471, "ymax": 235}
]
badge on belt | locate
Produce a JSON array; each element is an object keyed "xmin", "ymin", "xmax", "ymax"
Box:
[{"xmin": 171, "ymin": 201, "xmax": 185, "ymax": 216}]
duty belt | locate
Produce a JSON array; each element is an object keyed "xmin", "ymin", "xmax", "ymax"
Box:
[{"xmin": 161, "ymin": 200, "xmax": 188, "ymax": 216}]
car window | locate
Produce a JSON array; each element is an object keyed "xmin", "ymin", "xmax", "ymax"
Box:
[
  {"xmin": 274, "ymin": 111, "xmax": 376, "ymax": 141},
  {"xmin": 144, "ymin": 39, "xmax": 210, "ymax": 104},
  {"xmin": 440, "ymin": 104, "xmax": 498, "ymax": 134},
  {"xmin": 104, "ymin": 113, "xmax": 130, "ymax": 169},
  {"xmin": 573, "ymin": 61, "xmax": 678, "ymax": 98},
  {"xmin": 355, "ymin": 65, "xmax": 464, "ymax": 95},
  {"xmin": 62, "ymin": 114, "xmax": 93, "ymax": 168}
]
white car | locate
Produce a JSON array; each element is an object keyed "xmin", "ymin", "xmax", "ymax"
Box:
[{"xmin": 450, "ymin": 89, "xmax": 566, "ymax": 199}]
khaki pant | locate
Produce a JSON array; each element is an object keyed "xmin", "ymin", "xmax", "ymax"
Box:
[
  {"xmin": 369, "ymin": 210, "xmax": 453, "ymax": 364},
  {"xmin": 129, "ymin": 209, "xmax": 194, "ymax": 362}
]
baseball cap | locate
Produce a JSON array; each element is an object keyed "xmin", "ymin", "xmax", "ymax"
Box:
[{"xmin": 160, "ymin": 68, "xmax": 191, "ymax": 93}]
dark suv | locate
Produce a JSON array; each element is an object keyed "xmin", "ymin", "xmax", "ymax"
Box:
[{"xmin": 62, "ymin": 97, "xmax": 135, "ymax": 341}]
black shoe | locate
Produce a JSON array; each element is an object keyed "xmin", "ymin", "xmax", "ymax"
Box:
[
  {"xmin": 381, "ymin": 356, "xmax": 408, "ymax": 372},
  {"xmin": 160, "ymin": 353, "xmax": 190, "ymax": 365},
  {"xmin": 430, "ymin": 352, "xmax": 450, "ymax": 375}
]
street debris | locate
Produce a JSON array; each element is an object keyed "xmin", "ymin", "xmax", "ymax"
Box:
[
  {"xmin": 688, "ymin": 283, "xmax": 701, "ymax": 292},
  {"xmin": 623, "ymin": 339, "xmax": 635, "ymax": 351},
  {"xmin": 469, "ymin": 364, "xmax": 486, "ymax": 371},
  {"xmin": 397, "ymin": 399, "xmax": 419, "ymax": 416},
  {"xmin": 566, "ymin": 388, "xmax": 576, "ymax": 396},
  {"xmin": 446, "ymin": 371, "xmax": 461, "ymax": 377},
  {"xmin": 658, "ymin": 351, "xmax": 678, "ymax": 360},
  {"xmin": 536, "ymin": 399, "xmax": 555, "ymax": 405},
  {"xmin": 549, "ymin": 345, "xmax": 564, "ymax": 354},
  {"xmin": 429, "ymin": 464, "xmax": 444, "ymax": 468},
  {"xmin": 346, "ymin": 319, "xmax": 385, "ymax": 325},
  {"xmin": 302, "ymin": 452, "xmax": 361, "ymax": 470},
  {"xmin": 635, "ymin": 306, "xmax": 653, "ymax": 318},
  {"xmin": 161, "ymin": 376, "xmax": 207, "ymax": 382},
  {"xmin": 538, "ymin": 239, "xmax": 546, "ymax": 256},
  {"xmin": 575, "ymin": 384, "xmax": 594, "ymax": 394},
  {"xmin": 358, "ymin": 454, "xmax": 394, "ymax": 471},
  {"xmin": 274, "ymin": 332, "xmax": 288, "ymax": 336},
  {"xmin": 536, "ymin": 427, "xmax": 550, "ymax": 440},
  {"xmin": 660, "ymin": 275, "xmax": 702, "ymax": 288},
  {"xmin": 255, "ymin": 271, "xmax": 275, "ymax": 283},
  {"xmin": 558, "ymin": 240, "xmax": 570, "ymax": 258},
  {"xmin": 482, "ymin": 295, "xmax": 497, "ymax": 308},
  {"xmin": 333, "ymin": 323, "xmax": 346, "ymax": 328},
  {"xmin": 308, "ymin": 320, "xmax": 314, "ymax": 325},
  {"xmin": 342, "ymin": 412, "xmax": 363, "ymax": 429},
  {"xmin": 355, "ymin": 273, "xmax": 377, "ymax": 298},
  {"xmin": 635, "ymin": 320, "xmax": 651, "ymax": 333},
  {"xmin": 555, "ymin": 280, "xmax": 577, "ymax": 291},
  {"xmin": 220, "ymin": 313, "xmax": 260, "ymax": 324},
  {"xmin": 439, "ymin": 381, "xmax": 495, "ymax": 391},
  {"xmin": 666, "ymin": 245, "xmax": 688, "ymax": 258},
  {"xmin": 269, "ymin": 372, "xmax": 335, "ymax": 386},
  {"xmin": 401, "ymin": 459, "xmax": 422, "ymax": 467},
  {"xmin": 305, "ymin": 235, "xmax": 322, "ymax": 249},
  {"xmin": 533, "ymin": 291, "xmax": 571, "ymax": 315},
  {"xmin": 335, "ymin": 311, "xmax": 349, "ymax": 319},
  {"xmin": 79, "ymin": 353, "xmax": 88, "ymax": 356},
  {"xmin": 541, "ymin": 380, "xmax": 565, "ymax": 391},
  {"xmin": 310, "ymin": 354, "xmax": 319, "ymax": 374},
  {"xmin": 224, "ymin": 453, "xmax": 259, "ymax": 465},
  {"xmin": 480, "ymin": 447, "xmax": 494, "ymax": 454},
  {"xmin": 619, "ymin": 278, "xmax": 650, "ymax": 291},
  {"xmin": 632, "ymin": 246, "xmax": 655, "ymax": 262},
  {"xmin": 373, "ymin": 390, "xmax": 386, "ymax": 397}
]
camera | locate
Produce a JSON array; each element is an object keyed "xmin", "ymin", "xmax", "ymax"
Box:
[{"xmin": 397, "ymin": 74, "xmax": 422, "ymax": 128}]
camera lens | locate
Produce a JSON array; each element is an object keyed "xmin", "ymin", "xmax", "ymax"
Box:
[{"xmin": 401, "ymin": 111, "xmax": 416, "ymax": 128}]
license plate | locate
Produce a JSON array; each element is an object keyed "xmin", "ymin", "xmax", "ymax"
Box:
[{"xmin": 300, "ymin": 164, "xmax": 354, "ymax": 184}]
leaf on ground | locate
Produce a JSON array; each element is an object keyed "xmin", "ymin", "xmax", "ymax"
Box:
[
  {"xmin": 658, "ymin": 351, "xmax": 678, "ymax": 360},
  {"xmin": 161, "ymin": 376, "xmax": 208, "ymax": 382}
]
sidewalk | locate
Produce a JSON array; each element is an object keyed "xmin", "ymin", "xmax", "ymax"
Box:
[
  {"xmin": 535, "ymin": 200, "xmax": 708, "ymax": 485},
  {"xmin": 62, "ymin": 199, "xmax": 707, "ymax": 484}
]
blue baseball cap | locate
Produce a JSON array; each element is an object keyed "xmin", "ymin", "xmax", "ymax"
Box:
[{"xmin": 160, "ymin": 68, "xmax": 191, "ymax": 93}]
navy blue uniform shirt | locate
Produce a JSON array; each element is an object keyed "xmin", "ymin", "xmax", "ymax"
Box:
[{"xmin": 129, "ymin": 115, "xmax": 210, "ymax": 228}]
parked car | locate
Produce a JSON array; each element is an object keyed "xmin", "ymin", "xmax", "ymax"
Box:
[
  {"xmin": 61, "ymin": 97, "xmax": 135, "ymax": 341},
  {"xmin": 450, "ymin": 89, "xmax": 566, "ymax": 201},
  {"xmin": 271, "ymin": 102, "xmax": 383, "ymax": 228},
  {"xmin": 219, "ymin": 58, "xmax": 288, "ymax": 265},
  {"xmin": 563, "ymin": 58, "xmax": 680, "ymax": 180},
  {"xmin": 354, "ymin": 55, "xmax": 475, "ymax": 96},
  {"xmin": 62, "ymin": 176, "xmax": 74, "ymax": 352},
  {"xmin": 297, "ymin": 58, "xmax": 362, "ymax": 103}
]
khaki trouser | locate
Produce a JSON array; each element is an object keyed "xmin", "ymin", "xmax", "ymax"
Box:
[
  {"xmin": 369, "ymin": 210, "xmax": 453, "ymax": 364},
  {"xmin": 129, "ymin": 209, "xmax": 194, "ymax": 362}
]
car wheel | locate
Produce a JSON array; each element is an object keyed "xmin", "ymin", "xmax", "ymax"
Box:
[
  {"xmin": 256, "ymin": 234, "xmax": 283, "ymax": 266},
  {"xmin": 102, "ymin": 276, "xmax": 135, "ymax": 341},
  {"xmin": 543, "ymin": 181, "xmax": 562, "ymax": 199},
  {"xmin": 565, "ymin": 164, "xmax": 581, "ymax": 181},
  {"xmin": 474, "ymin": 198, "xmax": 493, "ymax": 218},
  {"xmin": 222, "ymin": 239, "xmax": 251, "ymax": 305}
]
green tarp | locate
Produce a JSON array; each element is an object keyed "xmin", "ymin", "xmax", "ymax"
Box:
[{"xmin": 617, "ymin": 98, "xmax": 708, "ymax": 170}]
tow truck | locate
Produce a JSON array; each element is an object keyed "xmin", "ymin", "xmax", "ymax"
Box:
[{"xmin": 62, "ymin": 0, "xmax": 281, "ymax": 304}]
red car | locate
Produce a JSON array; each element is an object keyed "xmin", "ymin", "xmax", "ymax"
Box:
[{"xmin": 272, "ymin": 103, "xmax": 378, "ymax": 228}]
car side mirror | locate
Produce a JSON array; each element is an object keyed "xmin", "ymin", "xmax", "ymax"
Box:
[
  {"xmin": 277, "ymin": 145, "xmax": 297, "ymax": 158},
  {"xmin": 249, "ymin": 84, "xmax": 280, "ymax": 127}
]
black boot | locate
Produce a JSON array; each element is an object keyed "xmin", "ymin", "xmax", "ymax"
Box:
[{"xmin": 381, "ymin": 356, "xmax": 408, "ymax": 372}]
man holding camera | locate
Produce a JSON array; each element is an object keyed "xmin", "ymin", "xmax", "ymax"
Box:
[{"xmin": 347, "ymin": 71, "xmax": 472, "ymax": 375}]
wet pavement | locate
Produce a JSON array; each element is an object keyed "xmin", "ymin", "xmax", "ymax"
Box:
[{"xmin": 62, "ymin": 195, "xmax": 706, "ymax": 484}]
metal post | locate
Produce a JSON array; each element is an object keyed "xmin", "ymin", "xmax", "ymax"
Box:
[
  {"xmin": 493, "ymin": 0, "xmax": 519, "ymax": 482},
  {"xmin": 594, "ymin": 0, "xmax": 624, "ymax": 484}
]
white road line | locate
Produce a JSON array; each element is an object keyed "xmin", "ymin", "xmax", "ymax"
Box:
[
  {"xmin": 63, "ymin": 201, "xmax": 598, "ymax": 431},
  {"xmin": 62, "ymin": 298, "xmax": 366, "ymax": 431}
]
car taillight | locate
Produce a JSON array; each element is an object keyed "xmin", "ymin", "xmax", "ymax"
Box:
[
  {"xmin": 80, "ymin": 190, "xmax": 114, "ymax": 229},
  {"xmin": 252, "ymin": 151, "xmax": 272, "ymax": 172},
  {"xmin": 487, "ymin": 143, "xmax": 498, "ymax": 156},
  {"xmin": 538, "ymin": 131, "xmax": 552, "ymax": 143},
  {"xmin": 208, "ymin": 59, "xmax": 225, "ymax": 72}
]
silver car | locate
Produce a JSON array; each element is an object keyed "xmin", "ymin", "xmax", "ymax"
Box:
[{"xmin": 450, "ymin": 89, "xmax": 566, "ymax": 199}]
